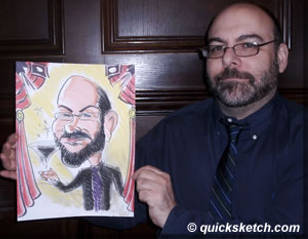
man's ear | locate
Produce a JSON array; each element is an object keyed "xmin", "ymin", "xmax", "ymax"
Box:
[
  {"xmin": 277, "ymin": 43, "xmax": 289, "ymax": 73},
  {"xmin": 104, "ymin": 110, "xmax": 118, "ymax": 142}
]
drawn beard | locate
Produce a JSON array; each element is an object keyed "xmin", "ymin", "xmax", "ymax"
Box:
[
  {"xmin": 207, "ymin": 57, "xmax": 279, "ymax": 107},
  {"xmin": 54, "ymin": 126, "xmax": 106, "ymax": 168}
]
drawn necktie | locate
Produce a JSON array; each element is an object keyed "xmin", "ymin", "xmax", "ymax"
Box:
[
  {"xmin": 209, "ymin": 121, "xmax": 243, "ymax": 220},
  {"xmin": 92, "ymin": 167, "xmax": 103, "ymax": 211}
]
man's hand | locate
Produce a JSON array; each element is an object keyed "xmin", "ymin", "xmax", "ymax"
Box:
[
  {"xmin": 0, "ymin": 133, "xmax": 18, "ymax": 180},
  {"xmin": 133, "ymin": 165, "xmax": 176, "ymax": 228}
]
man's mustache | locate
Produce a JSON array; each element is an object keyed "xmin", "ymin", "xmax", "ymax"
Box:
[
  {"xmin": 215, "ymin": 68, "xmax": 255, "ymax": 83},
  {"xmin": 60, "ymin": 131, "xmax": 91, "ymax": 140}
]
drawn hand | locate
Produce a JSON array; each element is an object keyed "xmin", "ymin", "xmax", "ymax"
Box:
[
  {"xmin": 133, "ymin": 165, "xmax": 176, "ymax": 228},
  {"xmin": 0, "ymin": 133, "xmax": 18, "ymax": 180},
  {"xmin": 40, "ymin": 168, "xmax": 60, "ymax": 185}
]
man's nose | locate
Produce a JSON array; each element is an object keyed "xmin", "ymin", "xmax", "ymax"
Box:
[
  {"xmin": 64, "ymin": 116, "xmax": 81, "ymax": 133},
  {"xmin": 222, "ymin": 47, "xmax": 241, "ymax": 68}
]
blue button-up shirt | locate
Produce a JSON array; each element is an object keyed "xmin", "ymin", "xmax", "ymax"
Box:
[{"xmin": 89, "ymin": 94, "xmax": 305, "ymax": 237}]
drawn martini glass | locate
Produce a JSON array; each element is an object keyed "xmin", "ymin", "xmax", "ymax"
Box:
[{"xmin": 29, "ymin": 140, "xmax": 57, "ymax": 170}]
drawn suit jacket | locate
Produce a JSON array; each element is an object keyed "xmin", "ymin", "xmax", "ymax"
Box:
[{"xmin": 55, "ymin": 163, "xmax": 124, "ymax": 211}]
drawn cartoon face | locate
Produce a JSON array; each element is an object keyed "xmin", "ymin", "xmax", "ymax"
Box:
[{"xmin": 52, "ymin": 76, "xmax": 102, "ymax": 154}]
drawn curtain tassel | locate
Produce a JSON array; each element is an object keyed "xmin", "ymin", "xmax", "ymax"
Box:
[
  {"xmin": 16, "ymin": 114, "xmax": 41, "ymax": 216},
  {"xmin": 15, "ymin": 62, "xmax": 48, "ymax": 217}
]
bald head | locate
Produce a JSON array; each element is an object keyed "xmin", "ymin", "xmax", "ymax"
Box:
[{"xmin": 207, "ymin": 3, "xmax": 281, "ymax": 47}]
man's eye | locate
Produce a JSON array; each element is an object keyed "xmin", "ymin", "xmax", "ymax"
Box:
[
  {"xmin": 242, "ymin": 42, "xmax": 257, "ymax": 48},
  {"xmin": 210, "ymin": 45, "xmax": 224, "ymax": 52}
]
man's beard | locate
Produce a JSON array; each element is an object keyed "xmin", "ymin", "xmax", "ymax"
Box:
[
  {"xmin": 207, "ymin": 57, "xmax": 279, "ymax": 107},
  {"xmin": 54, "ymin": 127, "xmax": 106, "ymax": 168}
]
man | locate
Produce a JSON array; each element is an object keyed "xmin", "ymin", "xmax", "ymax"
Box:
[{"xmin": 1, "ymin": 2, "xmax": 305, "ymax": 237}]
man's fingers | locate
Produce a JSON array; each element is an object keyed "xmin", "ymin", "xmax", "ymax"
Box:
[
  {"xmin": 2, "ymin": 134, "xmax": 17, "ymax": 153},
  {"xmin": 134, "ymin": 169, "xmax": 158, "ymax": 181},
  {"xmin": 133, "ymin": 166, "xmax": 176, "ymax": 228},
  {"xmin": 138, "ymin": 189, "xmax": 155, "ymax": 205},
  {"xmin": 0, "ymin": 152, "xmax": 16, "ymax": 170},
  {"xmin": 1, "ymin": 141, "xmax": 16, "ymax": 158},
  {"xmin": 133, "ymin": 166, "xmax": 169, "ymax": 183},
  {"xmin": 0, "ymin": 170, "xmax": 17, "ymax": 180},
  {"xmin": 135, "ymin": 177, "xmax": 162, "ymax": 193},
  {"xmin": 0, "ymin": 133, "xmax": 18, "ymax": 180},
  {"xmin": 2, "ymin": 143, "xmax": 11, "ymax": 155},
  {"xmin": 134, "ymin": 166, "xmax": 172, "ymax": 196},
  {"xmin": 1, "ymin": 133, "xmax": 17, "ymax": 154},
  {"xmin": 7, "ymin": 133, "xmax": 18, "ymax": 144},
  {"xmin": 134, "ymin": 165, "xmax": 165, "ymax": 178}
]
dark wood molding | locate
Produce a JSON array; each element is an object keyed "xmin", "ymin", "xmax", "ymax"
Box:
[
  {"xmin": 281, "ymin": 0, "xmax": 292, "ymax": 49},
  {"xmin": 0, "ymin": 178, "xmax": 15, "ymax": 211},
  {"xmin": 101, "ymin": 0, "xmax": 291, "ymax": 53},
  {"xmin": 279, "ymin": 88, "xmax": 308, "ymax": 105},
  {"xmin": 0, "ymin": 0, "xmax": 64, "ymax": 56},
  {"xmin": 101, "ymin": 0, "xmax": 205, "ymax": 53},
  {"xmin": 1, "ymin": 88, "xmax": 307, "ymax": 119},
  {"xmin": 0, "ymin": 96, "xmax": 14, "ymax": 119},
  {"xmin": 136, "ymin": 87, "xmax": 308, "ymax": 112},
  {"xmin": 136, "ymin": 88, "xmax": 208, "ymax": 112}
]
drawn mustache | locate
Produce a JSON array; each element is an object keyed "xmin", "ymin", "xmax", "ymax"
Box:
[
  {"xmin": 60, "ymin": 131, "xmax": 91, "ymax": 140},
  {"xmin": 215, "ymin": 68, "xmax": 255, "ymax": 83}
]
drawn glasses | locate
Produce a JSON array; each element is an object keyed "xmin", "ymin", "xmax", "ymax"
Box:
[
  {"xmin": 55, "ymin": 111, "xmax": 100, "ymax": 121},
  {"xmin": 201, "ymin": 40, "xmax": 277, "ymax": 58}
]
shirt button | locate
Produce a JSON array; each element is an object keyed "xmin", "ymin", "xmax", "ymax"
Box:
[{"xmin": 252, "ymin": 134, "xmax": 258, "ymax": 140}]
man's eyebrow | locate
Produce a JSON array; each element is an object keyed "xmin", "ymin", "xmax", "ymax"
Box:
[
  {"xmin": 207, "ymin": 37, "xmax": 227, "ymax": 44},
  {"xmin": 58, "ymin": 105, "xmax": 72, "ymax": 112},
  {"xmin": 79, "ymin": 105, "xmax": 100, "ymax": 112},
  {"xmin": 207, "ymin": 34, "xmax": 265, "ymax": 45},
  {"xmin": 236, "ymin": 34, "xmax": 264, "ymax": 42}
]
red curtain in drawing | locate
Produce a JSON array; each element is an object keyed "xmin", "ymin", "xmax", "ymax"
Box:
[
  {"xmin": 15, "ymin": 62, "xmax": 49, "ymax": 217},
  {"xmin": 106, "ymin": 65, "xmax": 135, "ymax": 211}
]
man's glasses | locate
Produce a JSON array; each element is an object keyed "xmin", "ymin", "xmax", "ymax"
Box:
[
  {"xmin": 201, "ymin": 40, "xmax": 277, "ymax": 59},
  {"xmin": 55, "ymin": 112, "xmax": 100, "ymax": 122}
]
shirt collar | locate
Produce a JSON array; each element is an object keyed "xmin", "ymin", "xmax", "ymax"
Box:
[{"xmin": 213, "ymin": 93, "xmax": 280, "ymax": 134}]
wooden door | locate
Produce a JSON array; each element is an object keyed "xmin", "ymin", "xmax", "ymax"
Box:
[{"xmin": 0, "ymin": 0, "xmax": 306, "ymax": 238}]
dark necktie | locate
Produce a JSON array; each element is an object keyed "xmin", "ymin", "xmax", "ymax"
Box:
[
  {"xmin": 208, "ymin": 121, "xmax": 243, "ymax": 220},
  {"xmin": 92, "ymin": 167, "xmax": 103, "ymax": 211}
]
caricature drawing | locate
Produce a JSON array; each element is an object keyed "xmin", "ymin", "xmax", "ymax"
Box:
[
  {"xmin": 40, "ymin": 75, "xmax": 124, "ymax": 211},
  {"xmin": 15, "ymin": 62, "xmax": 135, "ymax": 221}
]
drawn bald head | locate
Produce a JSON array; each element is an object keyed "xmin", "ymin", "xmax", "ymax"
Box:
[{"xmin": 52, "ymin": 75, "xmax": 117, "ymax": 167}]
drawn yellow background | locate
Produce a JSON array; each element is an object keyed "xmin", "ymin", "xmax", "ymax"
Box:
[{"xmin": 23, "ymin": 63, "xmax": 134, "ymax": 209}]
